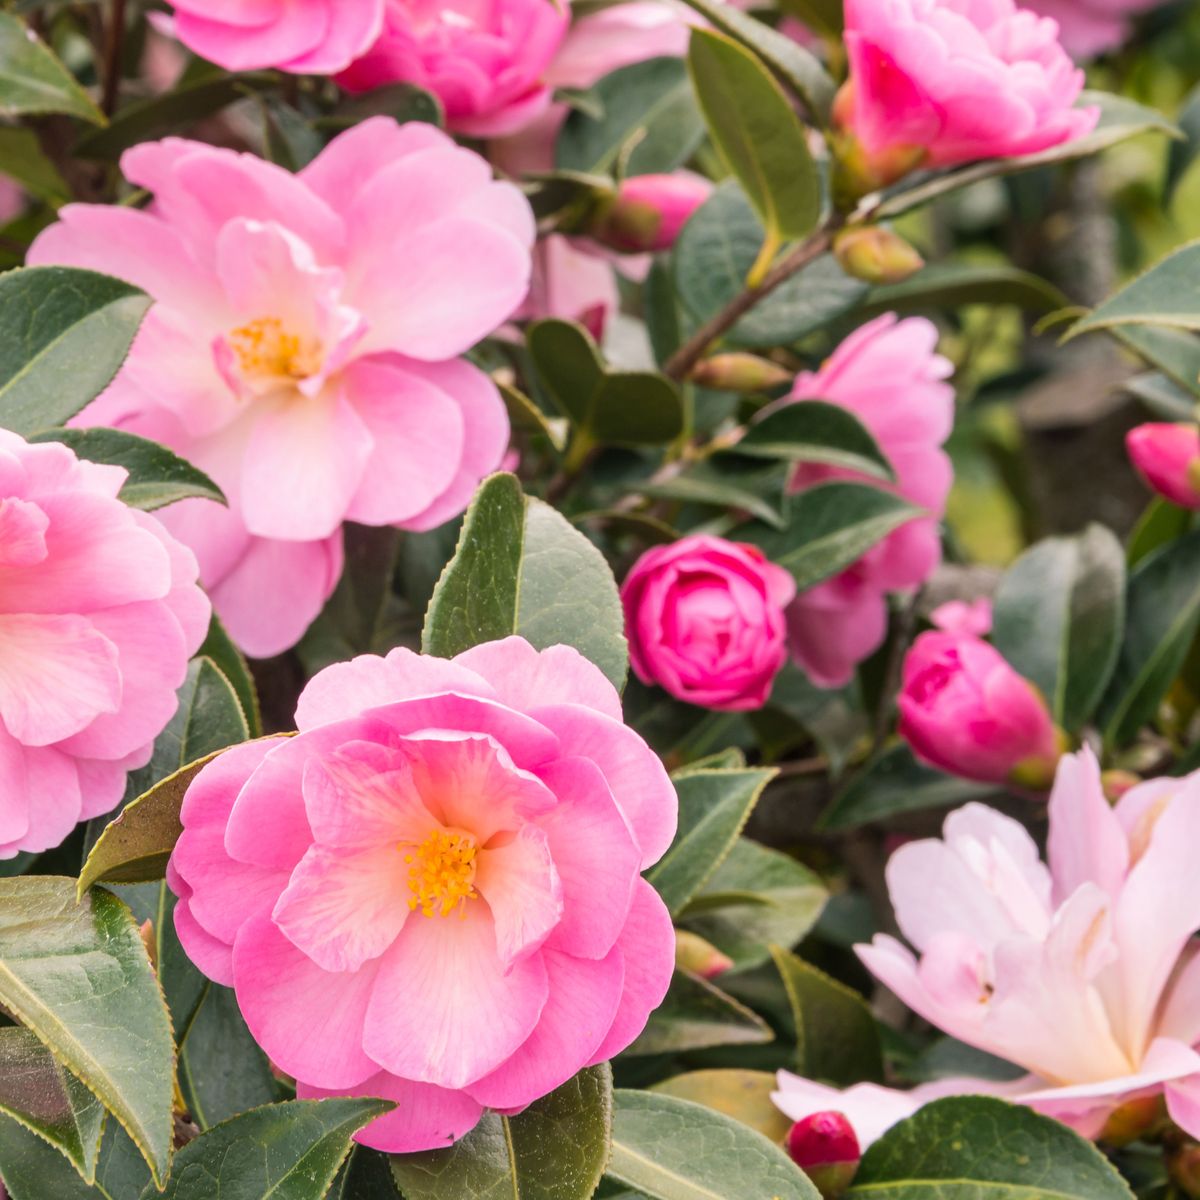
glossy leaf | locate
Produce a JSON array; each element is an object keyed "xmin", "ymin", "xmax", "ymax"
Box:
[
  {"xmin": 628, "ymin": 968, "xmax": 774, "ymax": 1056},
  {"xmin": 862, "ymin": 262, "xmax": 1068, "ymax": 316},
  {"xmin": 0, "ymin": 267, "xmax": 150, "ymax": 436},
  {"xmin": 389, "ymin": 1066, "xmax": 612, "ymax": 1200},
  {"xmin": 0, "ymin": 14, "xmax": 104, "ymax": 124},
  {"xmin": 637, "ymin": 458, "xmax": 790, "ymax": 529},
  {"xmin": 198, "ymin": 615, "xmax": 263, "ymax": 738},
  {"xmin": 650, "ymin": 1070, "xmax": 792, "ymax": 1142},
  {"xmin": 1127, "ymin": 499, "xmax": 1194, "ymax": 569},
  {"xmin": 0, "ymin": 126, "xmax": 70, "ymax": 205},
  {"xmin": 1112, "ymin": 324, "xmax": 1200, "ymax": 398},
  {"xmin": 734, "ymin": 400, "xmax": 894, "ymax": 481},
  {"xmin": 332, "ymin": 1149, "xmax": 401, "ymax": 1198},
  {"xmin": 0, "ymin": 1117, "xmax": 150, "ymax": 1200},
  {"xmin": 422, "ymin": 473, "xmax": 629, "ymax": 689}
]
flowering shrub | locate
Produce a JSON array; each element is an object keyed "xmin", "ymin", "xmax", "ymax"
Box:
[{"xmin": 0, "ymin": 0, "xmax": 1198, "ymax": 1196}]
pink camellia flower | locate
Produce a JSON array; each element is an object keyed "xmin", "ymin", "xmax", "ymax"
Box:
[
  {"xmin": 779, "ymin": 314, "xmax": 955, "ymax": 689},
  {"xmin": 1022, "ymin": 0, "xmax": 1162, "ymax": 58},
  {"xmin": 0, "ymin": 430, "xmax": 208, "ymax": 857},
  {"xmin": 898, "ymin": 630, "xmax": 1063, "ymax": 786},
  {"xmin": 929, "ymin": 597, "xmax": 994, "ymax": 637},
  {"xmin": 30, "ymin": 119, "xmax": 532, "ymax": 658},
  {"xmin": 336, "ymin": 0, "xmax": 570, "ymax": 138},
  {"xmin": 621, "ymin": 535, "xmax": 796, "ymax": 712},
  {"xmin": 518, "ymin": 234, "xmax": 619, "ymax": 343},
  {"xmin": 163, "ymin": 0, "xmax": 385, "ymax": 73},
  {"xmin": 786, "ymin": 1111, "xmax": 862, "ymax": 1199},
  {"xmin": 168, "ymin": 636, "xmax": 677, "ymax": 1152},
  {"xmin": 1126, "ymin": 424, "xmax": 1200, "ymax": 509},
  {"xmin": 594, "ymin": 173, "xmax": 713, "ymax": 254},
  {"xmin": 836, "ymin": 0, "xmax": 1098, "ymax": 190}
]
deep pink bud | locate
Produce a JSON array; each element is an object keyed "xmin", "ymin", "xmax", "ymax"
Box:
[
  {"xmin": 595, "ymin": 173, "xmax": 713, "ymax": 253},
  {"xmin": 675, "ymin": 930, "xmax": 734, "ymax": 979},
  {"xmin": 898, "ymin": 631, "xmax": 1064, "ymax": 787},
  {"xmin": 786, "ymin": 1111, "xmax": 861, "ymax": 1199},
  {"xmin": 1126, "ymin": 423, "xmax": 1200, "ymax": 509}
]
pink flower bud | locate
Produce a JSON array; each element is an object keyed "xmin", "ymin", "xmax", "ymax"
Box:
[
  {"xmin": 786, "ymin": 1112, "xmax": 861, "ymax": 1199},
  {"xmin": 1100, "ymin": 769, "xmax": 1140, "ymax": 803},
  {"xmin": 929, "ymin": 598, "xmax": 993, "ymax": 637},
  {"xmin": 675, "ymin": 929, "xmax": 734, "ymax": 980},
  {"xmin": 1098, "ymin": 1094, "xmax": 1164, "ymax": 1146},
  {"xmin": 1169, "ymin": 1142, "xmax": 1200, "ymax": 1198},
  {"xmin": 833, "ymin": 226, "xmax": 925, "ymax": 285},
  {"xmin": 595, "ymin": 173, "xmax": 713, "ymax": 253},
  {"xmin": 1126, "ymin": 423, "xmax": 1200, "ymax": 509},
  {"xmin": 898, "ymin": 631, "xmax": 1064, "ymax": 787},
  {"xmin": 690, "ymin": 353, "xmax": 793, "ymax": 392}
]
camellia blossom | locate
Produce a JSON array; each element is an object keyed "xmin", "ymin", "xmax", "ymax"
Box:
[
  {"xmin": 0, "ymin": 430, "xmax": 208, "ymax": 857},
  {"xmin": 1126, "ymin": 423, "xmax": 1200, "ymax": 509},
  {"xmin": 162, "ymin": 0, "xmax": 385, "ymax": 74},
  {"xmin": 30, "ymin": 118, "xmax": 533, "ymax": 658},
  {"xmin": 836, "ymin": 0, "xmax": 1098, "ymax": 189},
  {"xmin": 780, "ymin": 314, "xmax": 955, "ymax": 689},
  {"xmin": 621, "ymin": 535, "xmax": 797, "ymax": 711},
  {"xmin": 169, "ymin": 637, "xmax": 677, "ymax": 1152},
  {"xmin": 1022, "ymin": 0, "xmax": 1162, "ymax": 58},
  {"xmin": 777, "ymin": 750, "xmax": 1200, "ymax": 1145},
  {"xmin": 336, "ymin": 0, "xmax": 570, "ymax": 138}
]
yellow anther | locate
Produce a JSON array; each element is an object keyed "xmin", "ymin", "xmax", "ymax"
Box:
[
  {"xmin": 227, "ymin": 317, "xmax": 323, "ymax": 382},
  {"xmin": 403, "ymin": 829, "xmax": 478, "ymax": 919}
]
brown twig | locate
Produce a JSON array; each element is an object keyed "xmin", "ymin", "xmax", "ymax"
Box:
[{"xmin": 101, "ymin": 0, "xmax": 128, "ymax": 118}]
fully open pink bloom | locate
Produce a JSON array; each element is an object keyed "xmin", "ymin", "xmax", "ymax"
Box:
[
  {"xmin": 1126, "ymin": 423, "xmax": 1200, "ymax": 510},
  {"xmin": 780, "ymin": 314, "xmax": 954, "ymax": 689},
  {"xmin": 30, "ymin": 119, "xmax": 532, "ymax": 658},
  {"xmin": 838, "ymin": 0, "xmax": 1098, "ymax": 185},
  {"xmin": 163, "ymin": 0, "xmax": 385, "ymax": 73},
  {"xmin": 622, "ymin": 535, "xmax": 796, "ymax": 711},
  {"xmin": 0, "ymin": 431, "xmax": 208, "ymax": 857},
  {"xmin": 169, "ymin": 637, "xmax": 677, "ymax": 1151},
  {"xmin": 1021, "ymin": 0, "xmax": 1162, "ymax": 58},
  {"xmin": 336, "ymin": 0, "xmax": 569, "ymax": 138}
]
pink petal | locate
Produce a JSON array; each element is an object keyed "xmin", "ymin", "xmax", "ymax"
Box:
[{"xmin": 475, "ymin": 825, "xmax": 562, "ymax": 967}]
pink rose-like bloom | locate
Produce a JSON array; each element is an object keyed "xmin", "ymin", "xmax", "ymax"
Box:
[
  {"xmin": 898, "ymin": 630, "xmax": 1061, "ymax": 785},
  {"xmin": 783, "ymin": 751, "xmax": 1200, "ymax": 1145},
  {"xmin": 336, "ymin": 0, "xmax": 569, "ymax": 138},
  {"xmin": 622, "ymin": 535, "xmax": 797, "ymax": 712},
  {"xmin": 1126, "ymin": 423, "xmax": 1200, "ymax": 510},
  {"xmin": 781, "ymin": 314, "xmax": 955, "ymax": 689},
  {"xmin": 0, "ymin": 431, "xmax": 208, "ymax": 857},
  {"xmin": 1022, "ymin": 0, "xmax": 1162, "ymax": 58},
  {"xmin": 930, "ymin": 597, "xmax": 993, "ymax": 637},
  {"xmin": 837, "ymin": 0, "xmax": 1098, "ymax": 185},
  {"xmin": 163, "ymin": 0, "xmax": 385, "ymax": 73},
  {"xmin": 168, "ymin": 637, "xmax": 677, "ymax": 1152},
  {"xmin": 30, "ymin": 119, "xmax": 532, "ymax": 658}
]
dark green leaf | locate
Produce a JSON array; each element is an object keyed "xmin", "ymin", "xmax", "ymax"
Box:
[
  {"xmin": 0, "ymin": 14, "xmax": 104, "ymax": 124},
  {"xmin": 1127, "ymin": 498, "xmax": 1194, "ymax": 568},
  {"xmin": 627, "ymin": 968, "xmax": 774, "ymax": 1056},
  {"xmin": 390, "ymin": 1066, "xmax": 612, "ymax": 1200},
  {"xmin": 862, "ymin": 262, "xmax": 1067, "ymax": 316},
  {"xmin": 30, "ymin": 428, "xmax": 225, "ymax": 511},
  {"xmin": 318, "ymin": 83, "xmax": 444, "ymax": 130},
  {"xmin": 0, "ymin": 1116, "xmax": 149, "ymax": 1200},
  {"xmin": 0, "ymin": 267, "xmax": 150, "ymax": 435},
  {"xmin": 422, "ymin": 473, "xmax": 628, "ymax": 690},
  {"xmin": 333, "ymin": 1148, "xmax": 401, "ymax": 1198},
  {"xmin": 198, "ymin": 615, "xmax": 262, "ymax": 738},
  {"xmin": 735, "ymin": 400, "xmax": 894, "ymax": 480},
  {"xmin": 0, "ymin": 126, "xmax": 69, "ymax": 205},
  {"xmin": 637, "ymin": 458, "xmax": 790, "ymax": 529},
  {"xmin": 499, "ymin": 380, "xmax": 569, "ymax": 451}
]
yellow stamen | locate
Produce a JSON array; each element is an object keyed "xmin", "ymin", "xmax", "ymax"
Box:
[
  {"xmin": 404, "ymin": 829, "xmax": 478, "ymax": 919},
  {"xmin": 227, "ymin": 317, "xmax": 323, "ymax": 381}
]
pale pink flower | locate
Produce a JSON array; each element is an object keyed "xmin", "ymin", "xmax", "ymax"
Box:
[
  {"xmin": 0, "ymin": 431, "xmax": 208, "ymax": 857},
  {"xmin": 930, "ymin": 597, "xmax": 994, "ymax": 637},
  {"xmin": 1020, "ymin": 0, "xmax": 1162, "ymax": 58},
  {"xmin": 0, "ymin": 177, "xmax": 22, "ymax": 225},
  {"xmin": 837, "ymin": 0, "xmax": 1098, "ymax": 187},
  {"xmin": 162, "ymin": 0, "xmax": 385, "ymax": 73},
  {"xmin": 518, "ymin": 234, "xmax": 619, "ymax": 343},
  {"xmin": 780, "ymin": 314, "xmax": 955, "ymax": 689},
  {"xmin": 622, "ymin": 535, "xmax": 796, "ymax": 711},
  {"xmin": 30, "ymin": 119, "xmax": 532, "ymax": 657},
  {"xmin": 1126, "ymin": 424, "xmax": 1200, "ymax": 510},
  {"xmin": 168, "ymin": 637, "xmax": 677, "ymax": 1152}
]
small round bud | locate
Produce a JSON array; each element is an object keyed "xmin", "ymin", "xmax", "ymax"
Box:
[
  {"xmin": 591, "ymin": 173, "xmax": 713, "ymax": 254},
  {"xmin": 675, "ymin": 930, "xmax": 734, "ymax": 980},
  {"xmin": 1100, "ymin": 769, "xmax": 1140, "ymax": 804},
  {"xmin": 834, "ymin": 227, "xmax": 925, "ymax": 286},
  {"xmin": 689, "ymin": 353, "xmax": 793, "ymax": 393},
  {"xmin": 786, "ymin": 1111, "xmax": 861, "ymax": 1199}
]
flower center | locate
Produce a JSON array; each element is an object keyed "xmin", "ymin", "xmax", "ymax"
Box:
[
  {"xmin": 404, "ymin": 828, "xmax": 479, "ymax": 918},
  {"xmin": 227, "ymin": 317, "xmax": 323, "ymax": 383}
]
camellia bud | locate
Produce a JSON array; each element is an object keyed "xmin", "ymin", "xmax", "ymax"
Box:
[
  {"xmin": 592, "ymin": 173, "xmax": 713, "ymax": 254},
  {"xmin": 786, "ymin": 1111, "xmax": 861, "ymax": 1199},
  {"xmin": 1126, "ymin": 423, "xmax": 1200, "ymax": 509},
  {"xmin": 1100, "ymin": 769, "xmax": 1140, "ymax": 804},
  {"xmin": 675, "ymin": 929, "xmax": 734, "ymax": 980},
  {"xmin": 1168, "ymin": 1141, "xmax": 1200, "ymax": 1197},
  {"xmin": 1099, "ymin": 1094, "xmax": 1165, "ymax": 1147},
  {"xmin": 689, "ymin": 353, "xmax": 793, "ymax": 393},
  {"xmin": 830, "ymin": 83, "xmax": 926, "ymax": 202},
  {"xmin": 834, "ymin": 227, "xmax": 925, "ymax": 285}
]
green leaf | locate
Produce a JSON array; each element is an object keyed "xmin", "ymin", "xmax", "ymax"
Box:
[
  {"xmin": 877, "ymin": 92, "xmax": 1179, "ymax": 218},
  {"xmin": 0, "ymin": 1117, "xmax": 150, "ymax": 1200},
  {"xmin": 745, "ymin": 482, "xmax": 923, "ymax": 592},
  {"xmin": 389, "ymin": 1065, "xmax": 612, "ymax": 1200},
  {"xmin": 991, "ymin": 524, "xmax": 1125, "ymax": 731},
  {"xmin": 862, "ymin": 262, "xmax": 1068, "ymax": 317},
  {"xmin": 0, "ymin": 267, "xmax": 151, "ymax": 436},
  {"xmin": 1125, "ymin": 371, "xmax": 1197, "ymax": 420},
  {"xmin": 144, "ymin": 1099, "xmax": 393, "ymax": 1200},
  {"xmin": 0, "ymin": 13, "xmax": 104, "ymax": 124},
  {"xmin": 1127, "ymin": 498, "xmax": 1194, "ymax": 569},
  {"xmin": 770, "ymin": 945, "xmax": 883, "ymax": 1086},
  {"xmin": 649, "ymin": 767, "xmax": 777, "ymax": 917},
  {"xmin": 637, "ymin": 458, "xmax": 790, "ymax": 529},
  {"xmin": 628, "ymin": 968, "xmax": 774, "ymax": 1056},
  {"xmin": 607, "ymin": 1090, "xmax": 820, "ymax": 1200},
  {"xmin": 198, "ymin": 614, "xmax": 263, "ymax": 738},
  {"xmin": 687, "ymin": 29, "xmax": 820, "ymax": 257},
  {"xmin": 499, "ymin": 380, "xmax": 569, "ymax": 451},
  {"xmin": 528, "ymin": 320, "xmax": 684, "ymax": 447},
  {"xmin": 0, "ymin": 1027, "xmax": 104, "ymax": 1183},
  {"xmin": 332, "ymin": 1148, "xmax": 401, "ymax": 1199},
  {"xmin": 0, "ymin": 878, "xmax": 174, "ymax": 1184},
  {"xmin": 1168, "ymin": 81, "xmax": 1200, "ymax": 200},
  {"xmin": 422, "ymin": 473, "xmax": 628, "ymax": 690},
  {"xmin": 848, "ymin": 1096, "xmax": 1136, "ymax": 1199},
  {"xmin": 30, "ymin": 428, "xmax": 225, "ymax": 511},
  {"xmin": 78, "ymin": 658, "xmax": 253, "ymax": 893},
  {"xmin": 734, "ymin": 400, "xmax": 895, "ymax": 481},
  {"xmin": 1112, "ymin": 325, "xmax": 1200, "ymax": 397},
  {"xmin": 318, "ymin": 82, "xmax": 444, "ymax": 131},
  {"xmin": 650, "ymin": 1070, "xmax": 792, "ymax": 1143},
  {"xmin": 817, "ymin": 744, "xmax": 994, "ymax": 832},
  {"xmin": 0, "ymin": 126, "xmax": 70, "ymax": 205},
  {"xmin": 1099, "ymin": 529, "xmax": 1200, "ymax": 747},
  {"xmin": 674, "ymin": 183, "xmax": 868, "ymax": 349},
  {"xmin": 557, "ymin": 57, "xmax": 704, "ymax": 177}
]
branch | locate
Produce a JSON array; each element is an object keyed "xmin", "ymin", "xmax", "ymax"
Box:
[{"xmin": 102, "ymin": 0, "xmax": 128, "ymax": 118}]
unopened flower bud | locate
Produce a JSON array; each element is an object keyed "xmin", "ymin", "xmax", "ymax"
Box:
[
  {"xmin": 786, "ymin": 1111, "xmax": 861, "ymax": 1199},
  {"xmin": 834, "ymin": 227, "xmax": 924, "ymax": 285},
  {"xmin": 1100, "ymin": 769, "xmax": 1140, "ymax": 804},
  {"xmin": 1099, "ymin": 1094, "xmax": 1165, "ymax": 1147},
  {"xmin": 592, "ymin": 173, "xmax": 713, "ymax": 254},
  {"xmin": 1126, "ymin": 424, "xmax": 1200, "ymax": 509},
  {"xmin": 831, "ymin": 84, "xmax": 926, "ymax": 202},
  {"xmin": 690, "ymin": 353, "xmax": 793, "ymax": 393},
  {"xmin": 1169, "ymin": 1141, "xmax": 1200, "ymax": 1197},
  {"xmin": 675, "ymin": 929, "xmax": 734, "ymax": 980}
]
